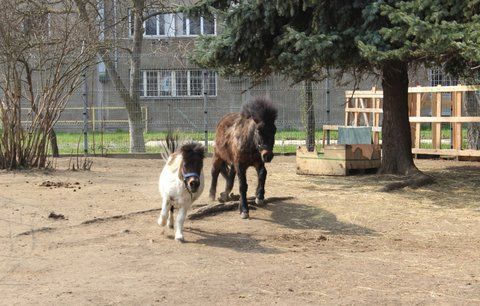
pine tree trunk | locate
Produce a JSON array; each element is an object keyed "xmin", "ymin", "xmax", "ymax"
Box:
[
  {"xmin": 465, "ymin": 92, "xmax": 480, "ymax": 149},
  {"xmin": 380, "ymin": 60, "xmax": 418, "ymax": 175},
  {"xmin": 304, "ymin": 79, "xmax": 315, "ymax": 151}
]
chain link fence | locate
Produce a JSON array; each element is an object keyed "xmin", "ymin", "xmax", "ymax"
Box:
[{"xmin": 48, "ymin": 70, "xmax": 363, "ymax": 155}]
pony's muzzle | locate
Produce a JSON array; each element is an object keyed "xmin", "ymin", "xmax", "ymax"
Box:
[
  {"xmin": 261, "ymin": 150, "xmax": 274, "ymax": 163},
  {"xmin": 187, "ymin": 178, "xmax": 200, "ymax": 193}
]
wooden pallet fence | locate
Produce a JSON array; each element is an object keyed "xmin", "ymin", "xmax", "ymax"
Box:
[{"xmin": 337, "ymin": 85, "xmax": 480, "ymax": 157}]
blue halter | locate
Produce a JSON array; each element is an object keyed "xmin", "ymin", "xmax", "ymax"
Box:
[{"xmin": 183, "ymin": 172, "xmax": 200, "ymax": 180}]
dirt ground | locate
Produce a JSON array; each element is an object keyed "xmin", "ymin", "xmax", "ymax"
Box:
[{"xmin": 1, "ymin": 156, "xmax": 480, "ymax": 305}]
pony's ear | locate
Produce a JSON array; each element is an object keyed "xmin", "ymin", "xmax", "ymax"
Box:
[
  {"xmin": 241, "ymin": 112, "xmax": 251, "ymax": 120},
  {"xmin": 255, "ymin": 121, "xmax": 265, "ymax": 128}
]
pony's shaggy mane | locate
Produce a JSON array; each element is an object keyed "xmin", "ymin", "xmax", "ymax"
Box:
[
  {"xmin": 241, "ymin": 97, "xmax": 278, "ymax": 123},
  {"xmin": 180, "ymin": 142, "xmax": 205, "ymax": 161}
]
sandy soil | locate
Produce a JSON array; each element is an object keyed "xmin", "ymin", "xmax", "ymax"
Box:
[{"xmin": 1, "ymin": 156, "xmax": 480, "ymax": 305}]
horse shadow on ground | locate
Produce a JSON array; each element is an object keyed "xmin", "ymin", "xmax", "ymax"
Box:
[
  {"xmin": 185, "ymin": 227, "xmax": 281, "ymax": 254},
  {"xmin": 258, "ymin": 197, "xmax": 376, "ymax": 236}
]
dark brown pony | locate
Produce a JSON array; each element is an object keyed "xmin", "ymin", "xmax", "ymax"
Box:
[{"xmin": 210, "ymin": 97, "xmax": 278, "ymax": 219}]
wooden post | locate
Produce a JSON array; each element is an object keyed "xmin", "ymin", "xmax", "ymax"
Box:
[
  {"xmin": 373, "ymin": 98, "xmax": 380, "ymax": 145},
  {"xmin": 359, "ymin": 98, "xmax": 370, "ymax": 126},
  {"xmin": 344, "ymin": 97, "xmax": 350, "ymax": 126},
  {"xmin": 453, "ymin": 91, "xmax": 462, "ymax": 150},
  {"xmin": 414, "ymin": 93, "xmax": 421, "ymax": 149},
  {"xmin": 432, "ymin": 93, "xmax": 442, "ymax": 149},
  {"xmin": 408, "ymin": 93, "xmax": 416, "ymax": 147},
  {"xmin": 353, "ymin": 98, "xmax": 359, "ymax": 126}
]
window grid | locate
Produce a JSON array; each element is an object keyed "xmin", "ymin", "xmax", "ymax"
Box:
[
  {"xmin": 130, "ymin": 11, "xmax": 216, "ymax": 38},
  {"xmin": 428, "ymin": 68, "xmax": 459, "ymax": 86},
  {"xmin": 139, "ymin": 70, "xmax": 217, "ymax": 98}
]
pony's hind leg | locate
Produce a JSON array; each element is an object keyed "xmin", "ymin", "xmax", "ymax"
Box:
[
  {"xmin": 219, "ymin": 163, "xmax": 236, "ymax": 202},
  {"xmin": 157, "ymin": 196, "xmax": 169, "ymax": 226},
  {"xmin": 209, "ymin": 155, "xmax": 223, "ymax": 201},
  {"xmin": 235, "ymin": 163, "xmax": 249, "ymax": 219},
  {"xmin": 167, "ymin": 205, "xmax": 174, "ymax": 229},
  {"xmin": 255, "ymin": 163, "xmax": 267, "ymax": 206}
]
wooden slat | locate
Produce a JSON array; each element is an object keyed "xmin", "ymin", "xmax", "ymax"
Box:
[
  {"xmin": 407, "ymin": 85, "xmax": 480, "ymax": 93},
  {"xmin": 408, "ymin": 93, "xmax": 416, "ymax": 148},
  {"xmin": 322, "ymin": 125, "xmax": 382, "ymax": 132},
  {"xmin": 344, "ymin": 97, "xmax": 350, "ymax": 126},
  {"xmin": 432, "ymin": 93, "xmax": 442, "ymax": 149},
  {"xmin": 409, "ymin": 116, "xmax": 480, "ymax": 123},
  {"xmin": 373, "ymin": 98, "xmax": 381, "ymax": 145},
  {"xmin": 412, "ymin": 148, "xmax": 480, "ymax": 157},
  {"xmin": 345, "ymin": 108, "xmax": 383, "ymax": 113},
  {"xmin": 414, "ymin": 93, "xmax": 421, "ymax": 149},
  {"xmin": 353, "ymin": 98, "xmax": 359, "ymax": 126},
  {"xmin": 358, "ymin": 98, "xmax": 370, "ymax": 126},
  {"xmin": 346, "ymin": 84, "xmax": 480, "ymax": 97},
  {"xmin": 344, "ymin": 92, "xmax": 384, "ymax": 98},
  {"xmin": 452, "ymin": 92, "xmax": 463, "ymax": 150}
]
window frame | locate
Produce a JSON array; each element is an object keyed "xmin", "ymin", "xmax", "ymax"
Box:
[
  {"xmin": 178, "ymin": 15, "xmax": 217, "ymax": 37},
  {"xmin": 128, "ymin": 10, "xmax": 216, "ymax": 38},
  {"xmin": 428, "ymin": 68, "xmax": 459, "ymax": 87},
  {"xmin": 138, "ymin": 70, "xmax": 217, "ymax": 98}
]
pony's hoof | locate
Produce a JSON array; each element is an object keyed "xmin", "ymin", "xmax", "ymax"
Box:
[
  {"xmin": 158, "ymin": 217, "xmax": 167, "ymax": 227},
  {"xmin": 255, "ymin": 198, "xmax": 265, "ymax": 206},
  {"xmin": 218, "ymin": 192, "xmax": 229, "ymax": 203},
  {"xmin": 175, "ymin": 236, "xmax": 185, "ymax": 243},
  {"xmin": 167, "ymin": 221, "xmax": 174, "ymax": 229},
  {"xmin": 240, "ymin": 211, "xmax": 249, "ymax": 219}
]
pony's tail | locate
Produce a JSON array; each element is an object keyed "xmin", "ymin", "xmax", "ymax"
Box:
[{"xmin": 159, "ymin": 130, "xmax": 181, "ymax": 161}]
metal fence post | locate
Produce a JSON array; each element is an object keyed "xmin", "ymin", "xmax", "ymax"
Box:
[
  {"xmin": 325, "ymin": 69, "xmax": 331, "ymax": 145},
  {"xmin": 202, "ymin": 70, "xmax": 208, "ymax": 152},
  {"xmin": 82, "ymin": 68, "xmax": 88, "ymax": 156}
]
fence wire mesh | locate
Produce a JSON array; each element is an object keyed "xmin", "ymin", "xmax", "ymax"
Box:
[{"xmin": 48, "ymin": 64, "xmax": 358, "ymax": 155}]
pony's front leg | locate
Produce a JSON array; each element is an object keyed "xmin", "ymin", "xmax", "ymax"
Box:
[
  {"xmin": 174, "ymin": 206, "xmax": 188, "ymax": 242},
  {"xmin": 167, "ymin": 206, "xmax": 174, "ymax": 229},
  {"xmin": 157, "ymin": 196, "xmax": 169, "ymax": 226},
  {"xmin": 236, "ymin": 164, "xmax": 249, "ymax": 219},
  {"xmin": 255, "ymin": 163, "xmax": 267, "ymax": 206}
]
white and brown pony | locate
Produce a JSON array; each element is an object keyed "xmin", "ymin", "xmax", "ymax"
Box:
[{"xmin": 158, "ymin": 140, "xmax": 205, "ymax": 242}]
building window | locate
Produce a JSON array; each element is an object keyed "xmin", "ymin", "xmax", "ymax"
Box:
[
  {"xmin": 177, "ymin": 13, "xmax": 216, "ymax": 36},
  {"xmin": 428, "ymin": 68, "xmax": 458, "ymax": 86},
  {"xmin": 146, "ymin": 71, "xmax": 158, "ymax": 96},
  {"xmin": 175, "ymin": 70, "xmax": 188, "ymax": 96},
  {"xmin": 129, "ymin": 11, "xmax": 215, "ymax": 37},
  {"xmin": 190, "ymin": 70, "xmax": 203, "ymax": 96},
  {"xmin": 130, "ymin": 12, "xmax": 173, "ymax": 37},
  {"xmin": 159, "ymin": 71, "xmax": 172, "ymax": 96},
  {"xmin": 138, "ymin": 70, "xmax": 217, "ymax": 97}
]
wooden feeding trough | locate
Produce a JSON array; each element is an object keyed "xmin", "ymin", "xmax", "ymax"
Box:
[{"xmin": 296, "ymin": 127, "xmax": 381, "ymax": 176}]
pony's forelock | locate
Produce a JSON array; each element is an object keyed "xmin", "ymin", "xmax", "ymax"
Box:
[
  {"xmin": 180, "ymin": 142, "xmax": 205, "ymax": 161},
  {"xmin": 241, "ymin": 97, "xmax": 278, "ymax": 123}
]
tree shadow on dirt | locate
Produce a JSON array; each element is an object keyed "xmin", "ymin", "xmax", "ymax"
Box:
[
  {"xmin": 186, "ymin": 227, "xmax": 281, "ymax": 254},
  {"xmin": 261, "ymin": 198, "xmax": 376, "ymax": 236},
  {"xmin": 307, "ymin": 165, "xmax": 480, "ymax": 209},
  {"xmin": 399, "ymin": 165, "xmax": 480, "ymax": 209}
]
